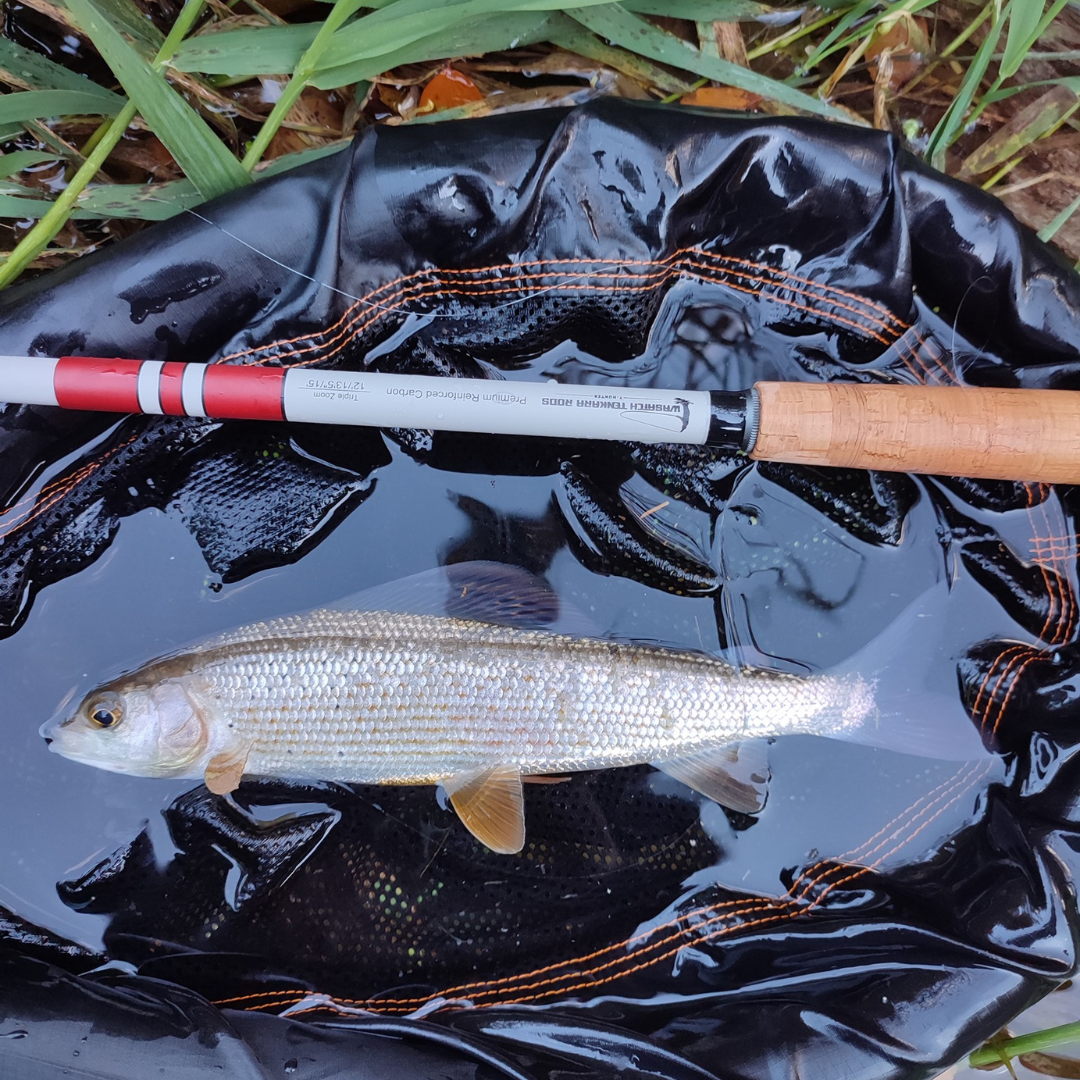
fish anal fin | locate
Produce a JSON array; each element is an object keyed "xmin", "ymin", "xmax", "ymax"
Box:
[
  {"xmin": 654, "ymin": 739, "xmax": 772, "ymax": 814},
  {"xmin": 443, "ymin": 765, "xmax": 525, "ymax": 854},
  {"xmin": 205, "ymin": 745, "xmax": 251, "ymax": 795}
]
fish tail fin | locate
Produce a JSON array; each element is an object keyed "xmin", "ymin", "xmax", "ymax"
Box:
[{"xmin": 833, "ymin": 585, "xmax": 989, "ymax": 761}]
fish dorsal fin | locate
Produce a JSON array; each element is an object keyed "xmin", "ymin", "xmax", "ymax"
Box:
[
  {"xmin": 331, "ymin": 561, "xmax": 600, "ymax": 637},
  {"xmin": 443, "ymin": 765, "xmax": 525, "ymax": 854},
  {"xmin": 654, "ymin": 739, "xmax": 772, "ymax": 814},
  {"xmin": 205, "ymin": 744, "xmax": 251, "ymax": 795}
]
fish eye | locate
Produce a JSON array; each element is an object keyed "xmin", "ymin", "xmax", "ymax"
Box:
[{"xmin": 86, "ymin": 693, "xmax": 123, "ymax": 729}]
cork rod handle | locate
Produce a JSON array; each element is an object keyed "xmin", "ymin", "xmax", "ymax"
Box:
[{"xmin": 750, "ymin": 382, "xmax": 1080, "ymax": 484}]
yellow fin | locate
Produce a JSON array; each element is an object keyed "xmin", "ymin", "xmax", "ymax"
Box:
[
  {"xmin": 444, "ymin": 765, "xmax": 525, "ymax": 854},
  {"xmin": 204, "ymin": 745, "xmax": 250, "ymax": 795}
]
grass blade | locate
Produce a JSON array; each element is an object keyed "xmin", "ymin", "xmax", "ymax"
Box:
[
  {"xmin": 568, "ymin": 4, "xmax": 859, "ymax": 122},
  {"xmin": 64, "ymin": 0, "xmax": 166, "ymax": 48},
  {"xmin": 926, "ymin": 1, "xmax": 1008, "ymax": 169},
  {"xmin": 312, "ymin": 11, "xmax": 565, "ymax": 89},
  {"xmin": 63, "ymin": 0, "xmax": 250, "ymax": 198},
  {"xmin": 1038, "ymin": 192, "xmax": 1080, "ymax": 245},
  {"xmin": 320, "ymin": 0, "xmax": 616, "ymax": 72},
  {"xmin": 1001, "ymin": 0, "xmax": 1048, "ymax": 78},
  {"xmin": 170, "ymin": 25, "xmax": 319, "ymax": 76},
  {"xmin": 240, "ymin": 0, "xmax": 367, "ymax": 169},
  {"xmin": 0, "ymin": 140, "xmax": 349, "ymax": 222},
  {"xmin": 0, "ymin": 151, "xmax": 62, "ymax": 178},
  {"xmin": 800, "ymin": 0, "xmax": 879, "ymax": 69},
  {"xmin": 174, "ymin": 10, "xmax": 565, "ymax": 82},
  {"xmin": 970, "ymin": 1022, "xmax": 1080, "ymax": 1069},
  {"xmin": 0, "ymin": 0, "xmax": 236, "ymax": 286},
  {"xmin": 0, "ymin": 36, "xmax": 124, "ymax": 107},
  {"xmin": 549, "ymin": 19, "xmax": 696, "ymax": 94},
  {"xmin": 0, "ymin": 88, "xmax": 124, "ymax": 124},
  {"xmin": 958, "ymin": 84, "xmax": 1079, "ymax": 178},
  {"xmin": 620, "ymin": 0, "xmax": 765, "ymax": 16}
]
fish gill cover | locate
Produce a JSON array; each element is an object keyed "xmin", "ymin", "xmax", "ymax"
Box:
[{"xmin": 0, "ymin": 101, "xmax": 1079, "ymax": 1080}]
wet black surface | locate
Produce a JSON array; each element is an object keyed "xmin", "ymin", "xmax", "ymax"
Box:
[{"xmin": 0, "ymin": 102, "xmax": 1079, "ymax": 1080}]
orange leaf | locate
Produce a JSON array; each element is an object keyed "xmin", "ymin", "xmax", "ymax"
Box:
[
  {"xmin": 866, "ymin": 17, "xmax": 928, "ymax": 87},
  {"xmin": 419, "ymin": 69, "xmax": 484, "ymax": 113},
  {"xmin": 679, "ymin": 86, "xmax": 762, "ymax": 111}
]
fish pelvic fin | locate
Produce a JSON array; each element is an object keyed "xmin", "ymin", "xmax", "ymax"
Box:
[
  {"xmin": 443, "ymin": 764, "xmax": 525, "ymax": 854},
  {"xmin": 654, "ymin": 739, "xmax": 772, "ymax": 815},
  {"xmin": 205, "ymin": 744, "xmax": 251, "ymax": 795}
]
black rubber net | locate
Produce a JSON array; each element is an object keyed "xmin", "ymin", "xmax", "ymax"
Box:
[{"xmin": 1, "ymin": 101, "xmax": 1079, "ymax": 1080}]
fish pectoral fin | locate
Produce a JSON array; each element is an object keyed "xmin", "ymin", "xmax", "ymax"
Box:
[
  {"xmin": 204, "ymin": 744, "xmax": 251, "ymax": 796},
  {"xmin": 443, "ymin": 765, "xmax": 525, "ymax": 854},
  {"xmin": 653, "ymin": 739, "xmax": 772, "ymax": 815}
]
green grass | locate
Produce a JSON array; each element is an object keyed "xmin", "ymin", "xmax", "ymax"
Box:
[
  {"xmin": 0, "ymin": 0, "xmax": 1076, "ymax": 284},
  {"xmin": 970, "ymin": 1018, "xmax": 1080, "ymax": 1072}
]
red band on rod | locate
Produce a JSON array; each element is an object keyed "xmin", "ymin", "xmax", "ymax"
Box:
[
  {"xmin": 55, "ymin": 356, "xmax": 142, "ymax": 413},
  {"xmin": 159, "ymin": 362, "xmax": 187, "ymax": 416},
  {"xmin": 202, "ymin": 364, "xmax": 285, "ymax": 421}
]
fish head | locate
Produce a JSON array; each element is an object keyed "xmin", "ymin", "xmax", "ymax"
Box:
[{"xmin": 42, "ymin": 672, "xmax": 210, "ymax": 779}]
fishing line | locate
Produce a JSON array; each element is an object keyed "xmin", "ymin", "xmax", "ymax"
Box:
[{"xmin": 180, "ymin": 204, "xmax": 648, "ymax": 321}]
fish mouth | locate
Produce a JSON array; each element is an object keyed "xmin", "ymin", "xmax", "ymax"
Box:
[{"xmin": 40, "ymin": 685, "xmax": 79, "ymax": 744}]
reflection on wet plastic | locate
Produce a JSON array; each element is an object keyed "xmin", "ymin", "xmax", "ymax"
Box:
[{"xmin": 1, "ymin": 102, "xmax": 1079, "ymax": 1080}]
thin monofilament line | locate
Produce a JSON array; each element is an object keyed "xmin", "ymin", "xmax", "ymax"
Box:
[{"xmin": 182, "ymin": 206, "xmax": 639, "ymax": 320}]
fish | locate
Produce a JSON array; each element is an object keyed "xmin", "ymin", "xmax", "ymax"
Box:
[{"xmin": 41, "ymin": 564, "xmax": 965, "ymax": 854}]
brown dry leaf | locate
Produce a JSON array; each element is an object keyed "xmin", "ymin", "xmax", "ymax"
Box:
[
  {"xmin": 264, "ymin": 87, "xmax": 346, "ymax": 157},
  {"xmin": 867, "ymin": 16, "xmax": 929, "ymax": 87},
  {"xmin": 1018, "ymin": 1052, "xmax": 1080, "ymax": 1079},
  {"xmin": 873, "ymin": 50, "xmax": 893, "ymax": 131},
  {"xmin": 393, "ymin": 80, "xmax": 627, "ymax": 124},
  {"xmin": 680, "ymin": 86, "xmax": 763, "ymax": 111},
  {"xmin": 715, "ymin": 21, "xmax": 750, "ymax": 67},
  {"xmin": 105, "ymin": 134, "xmax": 182, "ymax": 182}
]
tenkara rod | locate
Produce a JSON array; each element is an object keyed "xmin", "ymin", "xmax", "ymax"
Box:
[{"xmin": 3, "ymin": 355, "xmax": 1078, "ymax": 483}]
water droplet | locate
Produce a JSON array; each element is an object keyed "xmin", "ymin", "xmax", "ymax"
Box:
[{"xmin": 284, "ymin": 1059, "xmax": 299, "ymax": 1074}]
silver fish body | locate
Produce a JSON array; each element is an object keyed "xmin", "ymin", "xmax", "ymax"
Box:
[
  {"xmin": 170, "ymin": 609, "xmax": 874, "ymax": 781},
  {"xmin": 45, "ymin": 607, "xmax": 878, "ymax": 851}
]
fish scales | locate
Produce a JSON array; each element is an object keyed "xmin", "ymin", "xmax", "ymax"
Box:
[
  {"xmin": 151, "ymin": 610, "xmax": 875, "ymax": 784},
  {"xmin": 47, "ymin": 601, "xmax": 887, "ymax": 851}
]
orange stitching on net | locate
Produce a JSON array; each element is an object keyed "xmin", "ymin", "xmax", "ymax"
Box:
[
  {"xmin": 267, "ymin": 267, "xmax": 898, "ymax": 371},
  {"xmin": 1032, "ymin": 497, "xmax": 1077, "ymax": 647},
  {"xmin": 991, "ymin": 651, "xmax": 1047, "ymax": 738},
  {"xmin": 979, "ymin": 484, "xmax": 1080, "ymax": 737},
  {"xmin": 972, "ymin": 645, "xmax": 1031, "ymax": 736},
  {"xmin": 2, "ymin": 255, "xmax": 917, "ymax": 542},
  {"xmin": 215, "ymin": 250, "xmax": 911, "ymax": 368},
  {"xmin": 679, "ymin": 255, "xmax": 897, "ymax": 339},
  {"xmin": 214, "ymin": 780, "xmax": 943, "ymax": 1015},
  {"xmin": 259, "ymin": 272, "xmax": 895, "ymax": 374},
  {"xmin": 1030, "ymin": 535, "xmax": 1080, "ymax": 558},
  {"xmin": 0, "ymin": 432, "xmax": 142, "ymax": 542},
  {"xmin": 787, "ymin": 761, "xmax": 981, "ymax": 895},
  {"xmin": 1027, "ymin": 483, "xmax": 1061, "ymax": 643},
  {"xmin": 694, "ymin": 250, "xmax": 906, "ymax": 328},
  {"xmin": 213, "ymin": 762, "xmax": 987, "ymax": 1015},
  {"xmin": 878, "ymin": 330, "xmax": 946, "ymax": 386},
  {"xmin": 282, "ymin": 761, "xmax": 990, "ymax": 1015},
  {"xmin": 231, "ymin": 254, "xmax": 903, "ymax": 368}
]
